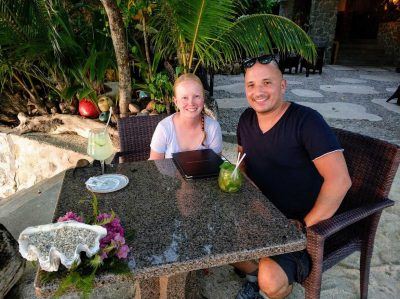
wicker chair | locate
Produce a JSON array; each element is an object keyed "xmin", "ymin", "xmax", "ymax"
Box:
[
  {"xmin": 112, "ymin": 114, "xmax": 166, "ymax": 164},
  {"xmin": 300, "ymin": 47, "xmax": 325, "ymax": 77},
  {"xmin": 303, "ymin": 128, "xmax": 400, "ymax": 299}
]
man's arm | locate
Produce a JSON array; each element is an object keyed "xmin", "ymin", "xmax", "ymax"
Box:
[{"xmin": 304, "ymin": 151, "xmax": 352, "ymax": 227}]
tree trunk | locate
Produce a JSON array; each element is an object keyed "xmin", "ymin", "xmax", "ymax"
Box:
[
  {"xmin": 100, "ymin": 0, "xmax": 131, "ymax": 118},
  {"xmin": 142, "ymin": 16, "xmax": 152, "ymax": 79}
]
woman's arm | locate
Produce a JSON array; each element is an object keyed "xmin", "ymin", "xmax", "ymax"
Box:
[{"xmin": 149, "ymin": 150, "xmax": 165, "ymax": 160}]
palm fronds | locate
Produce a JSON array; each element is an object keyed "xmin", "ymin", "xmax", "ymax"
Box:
[{"xmin": 151, "ymin": 0, "xmax": 315, "ymax": 73}]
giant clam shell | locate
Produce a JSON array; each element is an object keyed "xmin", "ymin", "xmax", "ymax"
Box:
[{"xmin": 18, "ymin": 221, "xmax": 107, "ymax": 272}]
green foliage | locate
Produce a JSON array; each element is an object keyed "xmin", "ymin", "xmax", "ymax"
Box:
[
  {"xmin": 42, "ymin": 254, "xmax": 132, "ymax": 298},
  {"xmin": 151, "ymin": 0, "xmax": 315, "ymax": 73},
  {"xmin": 55, "ymin": 269, "xmax": 95, "ymax": 299},
  {"xmin": 0, "ymin": 0, "xmax": 117, "ymax": 105},
  {"xmin": 132, "ymin": 48, "xmax": 174, "ymax": 112}
]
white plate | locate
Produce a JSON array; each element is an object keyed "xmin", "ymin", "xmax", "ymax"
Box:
[{"xmin": 85, "ymin": 174, "xmax": 129, "ymax": 193}]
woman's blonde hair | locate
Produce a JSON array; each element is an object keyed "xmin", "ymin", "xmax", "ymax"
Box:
[
  {"xmin": 173, "ymin": 73, "xmax": 207, "ymax": 146},
  {"xmin": 173, "ymin": 73, "xmax": 204, "ymax": 97}
]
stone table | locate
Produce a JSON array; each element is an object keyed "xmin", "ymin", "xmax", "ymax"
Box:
[{"xmin": 35, "ymin": 159, "xmax": 306, "ymax": 298}]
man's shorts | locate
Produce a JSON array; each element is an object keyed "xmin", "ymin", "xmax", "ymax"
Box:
[{"xmin": 270, "ymin": 250, "xmax": 311, "ymax": 284}]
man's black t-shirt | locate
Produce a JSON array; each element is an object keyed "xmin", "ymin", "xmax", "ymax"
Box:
[{"xmin": 237, "ymin": 102, "xmax": 342, "ymax": 220}]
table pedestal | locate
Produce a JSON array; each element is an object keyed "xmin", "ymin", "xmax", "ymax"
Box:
[{"xmin": 135, "ymin": 271, "xmax": 202, "ymax": 299}]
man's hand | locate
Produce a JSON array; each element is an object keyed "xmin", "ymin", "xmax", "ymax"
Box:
[{"xmin": 304, "ymin": 151, "xmax": 352, "ymax": 227}]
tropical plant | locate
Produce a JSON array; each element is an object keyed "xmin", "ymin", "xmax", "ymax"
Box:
[
  {"xmin": 132, "ymin": 48, "xmax": 174, "ymax": 114},
  {"xmin": 0, "ymin": 0, "xmax": 62, "ymax": 114},
  {"xmin": 150, "ymin": 0, "xmax": 316, "ymax": 73},
  {"xmin": 0, "ymin": 0, "xmax": 118, "ymax": 121}
]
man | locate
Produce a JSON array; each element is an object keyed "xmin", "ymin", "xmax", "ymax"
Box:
[{"xmin": 234, "ymin": 55, "xmax": 352, "ymax": 299}]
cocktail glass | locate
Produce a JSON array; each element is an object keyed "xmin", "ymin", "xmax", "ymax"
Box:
[
  {"xmin": 218, "ymin": 161, "xmax": 243, "ymax": 193},
  {"xmin": 87, "ymin": 128, "xmax": 114, "ymax": 174}
]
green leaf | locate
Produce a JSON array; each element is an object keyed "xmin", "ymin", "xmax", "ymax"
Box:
[
  {"xmin": 151, "ymin": 0, "xmax": 315, "ymax": 72},
  {"xmin": 89, "ymin": 254, "xmax": 103, "ymax": 269},
  {"xmin": 78, "ymin": 87, "xmax": 95, "ymax": 100},
  {"xmin": 62, "ymin": 85, "xmax": 80, "ymax": 101}
]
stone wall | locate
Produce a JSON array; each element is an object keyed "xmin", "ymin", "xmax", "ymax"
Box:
[
  {"xmin": 308, "ymin": 0, "xmax": 339, "ymax": 63},
  {"xmin": 378, "ymin": 21, "xmax": 400, "ymax": 66},
  {"xmin": 0, "ymin": 133, "xmax": 89, "ymax": 199}
]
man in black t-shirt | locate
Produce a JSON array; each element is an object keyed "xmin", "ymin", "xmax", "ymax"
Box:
[{"xmin": 234, "ymin": 56, "xmax": 352, "ymax": 299}]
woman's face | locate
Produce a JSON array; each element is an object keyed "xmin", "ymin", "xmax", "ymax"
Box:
[{"xmin": 174, "ymin": 80, "xmax": 204, "ymax": 118}]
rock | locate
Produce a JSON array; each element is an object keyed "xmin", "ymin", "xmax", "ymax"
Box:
[
  {"xmin": 99, "ymin": 111, "xmax": 110, "ymax": 122},
  {"xmin": 149, "ymin": 110, "xmax": 159, "ymax": 116},
  {"xmin": 0, "ymin": 224, "xmax": 25, "ymax": 298},
  {"xmin": 98, "ymin": 96, "xmax": 113, "ymax": 112},
  {"xmin": 128, "ymin": 103, "xmax": 140, "ymax": 114},
  {"xmin": 103, "ymin": 81, "xmax": 119, "ymax": 98},
  {"xmin": 69, "ymin": 98, "xmax": 79, "ymax": 115},
  {"xmin": 139, "ymin": 109, "xmax": 150, "ymax": 116},
  {"xmin": 59, "ymin": 102, "xmax": 69, "ymax": 114}
]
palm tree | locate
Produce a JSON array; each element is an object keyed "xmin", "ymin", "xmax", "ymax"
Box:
[
  {"xmin": 151, "ymin": 0, "xmax": 316, "ymax": 73},
  {"xmin": 100, "ymin": 0, "xmax": 131, "ymax": 118}
]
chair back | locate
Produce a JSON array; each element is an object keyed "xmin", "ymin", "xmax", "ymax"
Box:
[
  {"xmin": 117, "ymin": 114, "xmax": 166, "ymax": 162},
  {"xmin": 332, "ymin": 128, "xmax": 400, "ymax": 213}
]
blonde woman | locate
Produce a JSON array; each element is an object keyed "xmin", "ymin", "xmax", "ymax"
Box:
[{"xmin": 149, "ymin": 74, "xmax": 222, "ymax": 160}]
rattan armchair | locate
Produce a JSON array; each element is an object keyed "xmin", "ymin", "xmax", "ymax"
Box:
[
  {"xmin": 112, "ymin": 114, "xmax": 166, "ymax": 164},
  {"xmin": 303, "ymin": 128, "xmax": 400, "ymax": 299},
  {"xmin": 300, "ymin": 46, "xmax": 325, "ymax": 77}
]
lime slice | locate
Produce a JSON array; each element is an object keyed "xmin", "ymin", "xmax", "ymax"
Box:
[{"xmin": 94, "ymin": 136, "xmax": 106, "ymax": 146}]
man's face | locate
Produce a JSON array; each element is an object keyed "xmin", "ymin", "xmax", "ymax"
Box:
[{"xmin": 244, "ymin": 62, "xmax": 286, "ymax": 115}]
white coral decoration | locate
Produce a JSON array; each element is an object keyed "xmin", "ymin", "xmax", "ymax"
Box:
[{"xmin": 18, "ymin": 221, "xmax": 107, "ymax": 272}]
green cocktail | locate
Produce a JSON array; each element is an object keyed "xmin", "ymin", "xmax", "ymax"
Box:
[
  {"xmin": 218, "ymin": 161, "xmax": 243, "ymax": 193},
  {"xmin": 87, "ymin": 128, "xmax": 114, "ymax": 174}
]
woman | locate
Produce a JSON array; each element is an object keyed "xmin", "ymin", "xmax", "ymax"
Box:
[{"xmin": 149, "ymin": 73, "xmax": 222, "ymax": 160}]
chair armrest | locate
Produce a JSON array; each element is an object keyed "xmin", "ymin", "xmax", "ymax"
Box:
[
  {"xmin": 306, "ymin": 198, "xmax": 394, "ymax": 240},
  {"xmin": 111, "ymin": 150, "xmax": 142, "ymax": 165}
]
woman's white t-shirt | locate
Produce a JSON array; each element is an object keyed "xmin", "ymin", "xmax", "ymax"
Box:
[{"xmin": 150, "ymin": 114, "xmax": 222, "ymax": 158}]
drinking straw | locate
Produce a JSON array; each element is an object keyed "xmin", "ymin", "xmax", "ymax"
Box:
[
  {"xmin": 231, "ymin": 153, "xmax": 246, "ymax": 179},
  {"xmin": 236, "ymin": 152, "xmax": 241, "ymax": 167},
  {"xmin": 104, "ymin": 107, "xmax": 113, "ymax": 132}
]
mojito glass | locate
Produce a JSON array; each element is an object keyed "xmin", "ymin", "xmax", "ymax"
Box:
[{"xmin": 218, "ymin": 161, "xmax": 243, "ymax": 193}]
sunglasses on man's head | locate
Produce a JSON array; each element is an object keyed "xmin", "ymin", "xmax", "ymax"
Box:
[{"xmin": 242, "ymin": 54, "xmax": 277, "ymax": 69}]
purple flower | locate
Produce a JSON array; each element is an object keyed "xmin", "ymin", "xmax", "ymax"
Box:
[
  {"xmin": 96, "ymin": 214, "xmax": 129, "ymax": 259},
  {"xmin": 57, "ymin": 211, "xmax": 83, "ymax": 223},
  {"xmin": 117, "ymin": 245, "xmax": 130, "ymax": 259},
  {"xmin": 113, "ymin": 233, "xmax": 125, "ymax": 244},
  {"xmin": 100, "ymin": 251, "xmax": 108, "ymax": 261}
]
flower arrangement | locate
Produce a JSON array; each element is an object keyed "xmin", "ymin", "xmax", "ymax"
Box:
[
  {"xmin": 42, "ymin": 194, "xmax": 132, "ymax": 298},
  {"xmin": 57, "ymin": 211, "xmax": 130, "ymax": 261}
]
